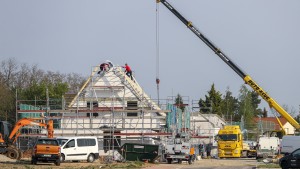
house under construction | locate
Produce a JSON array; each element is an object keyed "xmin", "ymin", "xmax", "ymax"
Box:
[{"xmin": 16, "ymin": 61, "xmax": 222, "ymax": 156}]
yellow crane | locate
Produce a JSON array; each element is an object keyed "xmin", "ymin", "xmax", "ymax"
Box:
[{"xmin": 157, "ymin": 0, "xmax": 300, "ymax": 131}]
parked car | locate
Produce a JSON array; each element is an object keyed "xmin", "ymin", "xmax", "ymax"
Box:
[
  {"xmin": 56, "ymin": 136, "xmax": 99, "ymax": 162},
  {"xmin": 279, "ymin": 148, "xmax": 300, "ymax": 169},
  {"xmin": 31, "ymin": 138, "xmax": 61, "ymax": 166}
]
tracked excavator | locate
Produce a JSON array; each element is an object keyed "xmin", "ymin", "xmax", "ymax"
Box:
[
  {"xmin": 0, "ymin": 118, "xmax": 54, "ymax": 160},
  {"xmin": 157, "ymin": 0, "xmax": 300, "ymax": 134}
]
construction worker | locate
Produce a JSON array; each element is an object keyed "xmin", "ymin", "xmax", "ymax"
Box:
[
  {"xmin": 122, "ymin": 63, "xmax": 133, "ymax": 80},
  {"xmin": 98, "ymin": 61, "xmax": 113, "ymax": 74},
  {"xmin": 199, "ymin": 144, "xmax": 204, "ymax": 157},
  {"xmin": 97, "ymin": 63, "xmax": 107, "ymax": 74},
  {"xmin": 206, "ymin": 143, "xmax": 212, "ymax": 158},
  {"xmin": 190, "ymin": 145, "xmax": 195, "ymax": 162}
]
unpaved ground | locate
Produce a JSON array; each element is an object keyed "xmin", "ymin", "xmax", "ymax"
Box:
[
  {"xmin": 0, "ymin": 154, "xmax": 150, "ymax": 169},
  {"xmin": 146, "ymin": 158, "xmax": 260, "ymax": 169},
  {"xmin": 0, "ymin": 155, "xmax": 274, "ymax": 169}
]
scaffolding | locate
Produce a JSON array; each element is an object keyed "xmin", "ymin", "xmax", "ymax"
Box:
[
  {"xmin": 16, "ymin": 65, "xmax": 170, "ymax": 154},
  {"xmin": 15, "ymin": 64, "xmax": 218, "ymax": 158}
]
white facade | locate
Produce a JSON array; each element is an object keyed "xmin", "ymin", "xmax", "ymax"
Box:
[
  {"xmin": 190, "ymin": 113, "xmax": 225, "ymax": 136},
  {"xmin": 190, "ymin": 112, "xmax": 226, "ymax": 145},
  {"xmin": 50, "ymin": 64, "xmax": 167, "ymax": 156},
  {"xmin": 283, "ymin": 122, "xmax": 295, "ymax": 135}
]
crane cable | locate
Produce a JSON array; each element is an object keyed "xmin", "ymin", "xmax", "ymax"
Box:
[{"xmin": 156, "ymin": 2, "xmax": 160, "ymax": 106}]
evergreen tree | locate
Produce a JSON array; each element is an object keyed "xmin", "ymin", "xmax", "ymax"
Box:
[
  {"xmin": 175, "ymin": 94, "xmax": 185, "ymax": 112},
  {"xmin": 220, "ymin": 87, "xmax": 238, "ymax": 121},
  {"xmin": 198, "ymin": 83, "xmax": 222, "ymax": 115},
  {"xmin": 262, "ymin": 107, "xmax": 268, "ymax": 117}
]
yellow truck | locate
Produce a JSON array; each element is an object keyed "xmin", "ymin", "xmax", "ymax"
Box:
[{"xmin": 217, "ymin": 125, "xmax": 256, "ymax": 158}]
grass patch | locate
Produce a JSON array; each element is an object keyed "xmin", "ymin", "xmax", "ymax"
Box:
[
  {"xmin": 257, "ymin": 164, "xmax": 280, "ymax": 168},
  {"xmin": 24, "ymin": 165, "xmax": 34, "ymax": 169},
  {"xmin": 78, "ymin": 166, "xmax": 100, "ymax": 169},
  {"xmin": 102, "ymin": 161, "xmax": 145, "ymax": 169}
]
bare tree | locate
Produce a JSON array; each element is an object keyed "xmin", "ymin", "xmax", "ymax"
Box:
[
  {"xmin": 43, "ymin": 71, "xmax": 64, "ymax": 84},
  {"xmin": 28, "ymin": 64, "xmax": 44, "ymax": 85},
  {"xmin": 65, "ymin": 73, "xmax": 86, "ymax": 93},
  {"xmin": 0, "ymin": 58, "xmax": 18, "ymax": 87},
  {"xmin": 15, "ymin": 63, "xmax": 31, "ymax": 89}
]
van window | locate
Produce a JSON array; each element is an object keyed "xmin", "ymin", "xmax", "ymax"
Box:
[
  {"xmin": 57, "ymin": 139, "xmax": 68, "ymax": 146},
  {"xmin": 65, "ymin": 139, "xmax": 75, "ymax": 148},
  {"xmin": 77, "ymin": 139, "xmax": 96, "ymax": 147}
]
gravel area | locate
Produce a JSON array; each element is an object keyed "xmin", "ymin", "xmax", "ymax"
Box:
[
  {"xmin": 0, "ymin": 154, "xmax": 17, "ymax": 163},
  {"xmin": 146, "ymin": 158, "xmax": 260, "ymax": 169},
  {"xmin": 0, "ymin": 155, "xmax": 277, "ymax": 169}
]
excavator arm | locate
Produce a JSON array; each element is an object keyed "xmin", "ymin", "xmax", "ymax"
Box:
[
  {"xmin": 3, "ymin": 118, "xmax": 54, "ymax": 160},
  {"xmin": 157, "ymin": 0, "xmax": 300, "ymax": 130},
  {"xmin": 8, "ymin": 118, "xmax": 53, "ymax": 143}
]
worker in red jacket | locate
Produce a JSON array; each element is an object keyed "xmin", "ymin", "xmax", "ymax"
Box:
[{"xmin": 122, "ymin": 63, "xmax": 133, "ymax": 80}]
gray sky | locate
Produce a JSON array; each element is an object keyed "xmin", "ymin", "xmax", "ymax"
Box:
[{"xmin": 1, "ymin": 0, "xmax": 300, "ymax": 115}]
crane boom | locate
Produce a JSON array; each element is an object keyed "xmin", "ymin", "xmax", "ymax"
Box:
[{"xmin": 157, "ymin": 0, "xmax": 300, "ymax": 130}]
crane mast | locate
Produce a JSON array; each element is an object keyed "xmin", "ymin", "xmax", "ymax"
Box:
[{"xmin": 157, "ymin": 0, "xmax": 300, "ymax": 130}]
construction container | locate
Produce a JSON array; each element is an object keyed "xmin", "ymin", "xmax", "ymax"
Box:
[{"xmin": 118, "ymin": 143, "xmax": 159, "ymax": 162}]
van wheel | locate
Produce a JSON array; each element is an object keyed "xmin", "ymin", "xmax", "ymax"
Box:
[
  {"xmin": 87, "ymin": 154, "xmax": 95, "ymax": 163},
  {"xmin": 60, "ymin": 154, "xmax": 65, "ymax": 162},
  {"xmin": 55, "ymin": 159, "xmax": 61, "ymax": 166}
]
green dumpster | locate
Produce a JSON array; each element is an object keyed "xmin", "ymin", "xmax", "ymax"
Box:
[{"xmin": 118, "ymin": 143, "xmax": 159, "ymax": 162}]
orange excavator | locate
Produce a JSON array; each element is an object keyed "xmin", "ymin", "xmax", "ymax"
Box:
[{"xmin": 0, "ymin": 118, "xmax": 53, "ymax": 160}]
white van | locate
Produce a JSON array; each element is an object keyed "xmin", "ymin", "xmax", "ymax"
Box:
[
  {"xmin": 281, "ymin": 136, "xmax": 300, "ymax": 154},
  {"xmin": 256, "ymin": 136, "xmax": 280, "ymax": 159},
  {"xmin": 56, "ymin": 136, "xmax": 99, "ymax": 162}
]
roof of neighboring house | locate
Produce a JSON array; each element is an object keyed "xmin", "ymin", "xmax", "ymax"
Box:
[{"xmin": 253, "ymin": 117, "xmax": 289, "ymax": 130}]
